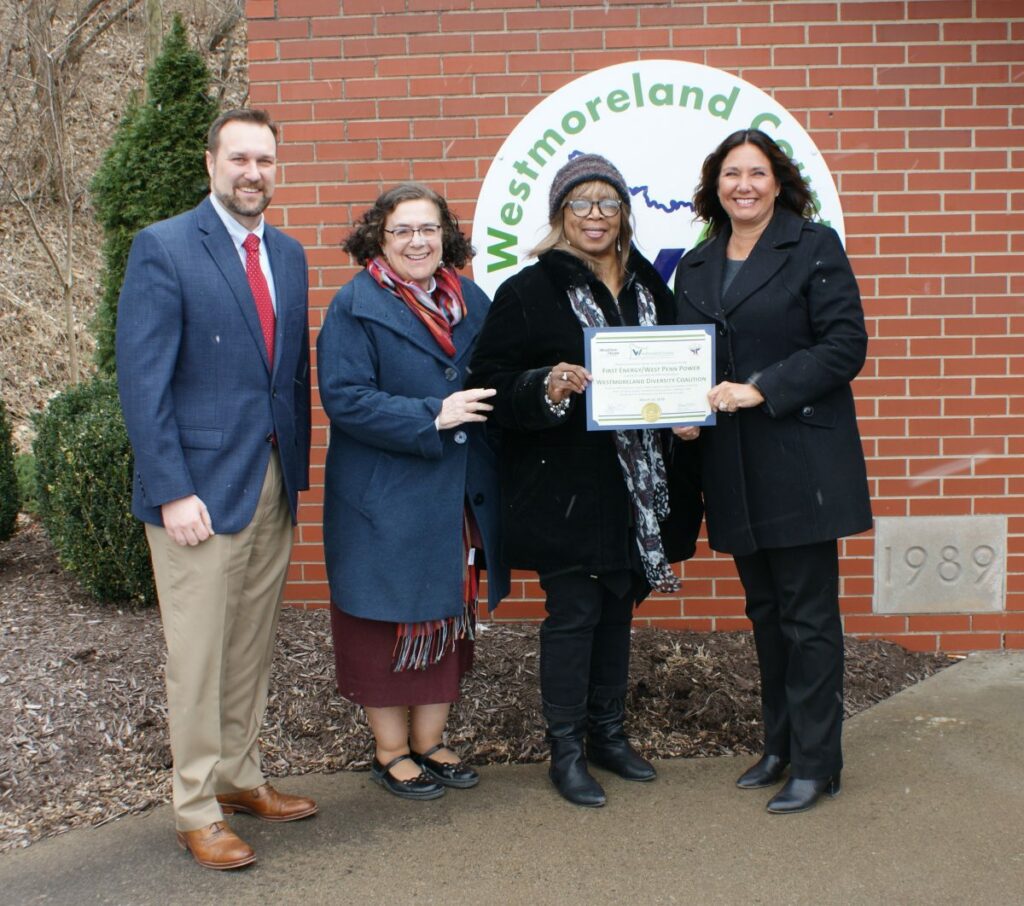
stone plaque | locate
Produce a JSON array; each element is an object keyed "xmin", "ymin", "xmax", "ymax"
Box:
[{"xmin": 873, "ymin": 515, "xmax": 1006, "ymax": 614}]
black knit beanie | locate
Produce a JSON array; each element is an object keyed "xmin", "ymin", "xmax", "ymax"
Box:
[{"xmin": 547, "ymin": 153, "xmax": 630, "ymax": 220}]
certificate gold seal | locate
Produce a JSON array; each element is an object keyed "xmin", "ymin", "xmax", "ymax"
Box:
[{"xmin": 641, "ymin": 402, "xmax": 662, "ymax": 422}]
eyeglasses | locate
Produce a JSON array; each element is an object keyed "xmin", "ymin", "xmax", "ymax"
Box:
[
  {"xmin": 564, "ymin": 198, "xmax": 623, "ymax": 217},
  {"xmin": 383, "ymin": 224, "xmax": 442, "ymax": 241}
]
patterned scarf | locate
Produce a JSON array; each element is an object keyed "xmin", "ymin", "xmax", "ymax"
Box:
[
  {"xmin": 367, "ymin": 256, "xmax": 466, "ymax": 355},
  {"xmin": 393, "ymin": 514, "xmax": 480, "ymax": 672},
  {"xmin": 566, "ymin": 277, "xmax": 681, "ymax": 595}
]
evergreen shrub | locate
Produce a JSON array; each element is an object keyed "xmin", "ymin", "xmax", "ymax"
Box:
[
  {"xmin": 91, "ymin": 15, "xmax": 217, "ymax": 373},
  {"xmin": 15, "ymin": 453, "xmax": 39, "ymax": 516},
  {"xmin": 33, "ymin": 377, "xmax": 155, "ymax": 605},
  {"xmin": 0, "ymin": 398, "xmax": 18, "ymax": 542}
]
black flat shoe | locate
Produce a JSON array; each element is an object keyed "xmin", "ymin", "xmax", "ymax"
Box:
[
  {"xmin": 766, "ymin": 774, "xmax": 841, "ymax": 814},
  {"xmin": 735, "ymin": 754, "xmax": 789, "ymax": 790},
  {"xmin": 411, "ymin": 744, "xmax": 480, "ymax": 789},
  {"xmin": 370, "ymin": 755, "xmax": 445, "ymax": 800}
]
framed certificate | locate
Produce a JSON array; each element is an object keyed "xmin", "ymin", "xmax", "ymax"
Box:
[{"xmin": 583, "ymin": 324, "xmax": 716, "ymax": 431}]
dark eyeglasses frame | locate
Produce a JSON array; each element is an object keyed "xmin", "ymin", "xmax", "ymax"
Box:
[
  {"xmin": 383, "ymin": 224, "xmax": 442, "ymax": 241},
  {"xmin": 564, "ymin": 198, "xmax": 623, "ymax": 217}
]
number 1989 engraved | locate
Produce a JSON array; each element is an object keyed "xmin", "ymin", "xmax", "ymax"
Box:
[{"xmin": 884, "ymin": 544, "xmax": 997, "ymax": 586}]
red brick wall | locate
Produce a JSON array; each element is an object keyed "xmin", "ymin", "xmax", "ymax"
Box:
[{"xmin": 247, "ymin": 0, "xmax": 1024, "ymax": 653}]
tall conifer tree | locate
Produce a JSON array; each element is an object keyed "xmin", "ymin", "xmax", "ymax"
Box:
[{"xmin": 91, "ymin": 15, "xmax": 217, "ymax": 372}]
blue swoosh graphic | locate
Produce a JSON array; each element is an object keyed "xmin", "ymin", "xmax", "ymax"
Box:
[{"xmin": 629, "ymin": 186, "xmax": 694, "ymax": 215}]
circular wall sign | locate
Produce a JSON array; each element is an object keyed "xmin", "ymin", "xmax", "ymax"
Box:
[{"xmin": 472, "ymin": 59, "xmax": 843, "ymax": 298}]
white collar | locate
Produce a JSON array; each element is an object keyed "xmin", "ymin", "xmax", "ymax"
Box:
[{"xmin": 209, "ymin": 193, "xmax": 265, "ymax": 247}]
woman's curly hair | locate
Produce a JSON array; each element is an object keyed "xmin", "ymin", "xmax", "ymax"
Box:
[{"xmin": 343, "ymin": 183, "xmax": 475, "ymax": 269}]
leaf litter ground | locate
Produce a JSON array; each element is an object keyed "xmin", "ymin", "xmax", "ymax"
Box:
[{"xmin": 0, "ymin": 522, "xmax": 951, "ymax": 851}]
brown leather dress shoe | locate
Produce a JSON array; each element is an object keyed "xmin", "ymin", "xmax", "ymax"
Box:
[
  {"xmin": 217, "ymin": 782, "xmax": 318, "ymax": 822},
  {"xmin": 176, "ymin": 821, "xmax": 255, "ymax": 870}
]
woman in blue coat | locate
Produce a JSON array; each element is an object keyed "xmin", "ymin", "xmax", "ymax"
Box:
[{"xmin": 317, "ymin": 184, "xmax": 509, "ymax": 801}]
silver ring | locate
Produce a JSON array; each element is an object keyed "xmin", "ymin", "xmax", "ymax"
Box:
[{"xmin": 561, "ymin": 372, "xmax": 569, "ymax": 381}]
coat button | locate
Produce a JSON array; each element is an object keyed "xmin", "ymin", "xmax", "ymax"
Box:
[
  {"xmin": 444, "ymin": 366, "xmax": 459, "ymax": 382},
  {"xmin": 723, "ymin": 365, "xmax": 733, "ymax": 378},
  {"xmin": 454, "ymin": 430, "xmax": 467, "ymax": 444},
  {"xmin": 473, "ymin": 493, "xmax": 484, "ymax": 505},
  {"xmin": 802, "ymin": 406, "xmax": 814, "ymax": 417},
  {"xmin": 717, "ymin": 325, "xmax": 727, "ymax": 336}
]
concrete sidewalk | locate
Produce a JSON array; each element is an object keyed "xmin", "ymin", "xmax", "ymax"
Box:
[{"xmin": 1, "ymin": 652, "xmax": 1022, "ymax": 906}]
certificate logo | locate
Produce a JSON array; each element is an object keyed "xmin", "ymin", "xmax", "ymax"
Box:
[
  {"xmin": 472, "ymin": 59, "xmax": 844, "ymax": 299},
  {"xmin": 641, "ymin": 402, "xmax": 662, "ymax": 422}
]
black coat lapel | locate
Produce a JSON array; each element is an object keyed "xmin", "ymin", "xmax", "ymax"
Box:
[
  {"xmin": 676, "ymin": 232, "xmax": 726, "ymax": 321},
  {"xmin": 721, "ymin": 209, "xmax": 804, "ymax": 316}
]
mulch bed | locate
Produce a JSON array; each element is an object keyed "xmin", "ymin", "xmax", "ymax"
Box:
[{"xmin": 0, "ymin": 521, "xmax": 952, "ymax": 852}]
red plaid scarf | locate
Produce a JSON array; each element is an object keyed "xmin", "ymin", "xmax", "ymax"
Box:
[
  {"xmin": 393, "ymin": 513, "xmax": 480, "ymax": 672},
  {"xmin": 367, "ymin": 256, "xmax": 466, "ymax": 356}
]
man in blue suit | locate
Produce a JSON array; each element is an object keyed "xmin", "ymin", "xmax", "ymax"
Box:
[{"xmin": 117, "ymin": 108, "xmax": 315, "ymax": 870}]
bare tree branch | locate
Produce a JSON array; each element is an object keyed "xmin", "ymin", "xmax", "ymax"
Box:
[
  {"xmin": 63, "ymin": 0, "xmax": 141, "ymax": 69},
  {"xmin": 206, "ymin": 0, "xmax": 241, "ymax": 53}
]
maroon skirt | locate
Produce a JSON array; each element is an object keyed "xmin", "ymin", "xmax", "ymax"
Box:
[{"xmin": 330, "ymin": 605, "xmax": 474, "ymax": 708}]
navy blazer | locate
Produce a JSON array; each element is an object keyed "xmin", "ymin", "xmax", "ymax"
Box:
[
  {"xmin": 317, "ymin": 270, "xmax": 509, "ymax": 624},
  {"xmin": 116, "ymin": 197, "xmax": 311, "ymax": 533},
  {"xmin": 674, "ymin": 208, "xmax": 872, "ymax": 555}
]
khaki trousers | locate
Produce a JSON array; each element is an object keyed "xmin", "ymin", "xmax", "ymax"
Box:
[{"xmin": 145, "ymin": 454, "xmax": 293, "ymax": 831}]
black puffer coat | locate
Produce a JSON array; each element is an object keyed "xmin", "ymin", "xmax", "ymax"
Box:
[{"xmin": 467, "ymin": 248, "xmax": 702, "ymax": 575}]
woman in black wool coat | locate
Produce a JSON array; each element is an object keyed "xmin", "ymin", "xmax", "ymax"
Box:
[
  {"xmin": 467, "ymin": 154, "xmax": 702, "ymax": 808},
  {"xmin": 674, "ymin": 129, "xmax": 873, "ymax": 814}
]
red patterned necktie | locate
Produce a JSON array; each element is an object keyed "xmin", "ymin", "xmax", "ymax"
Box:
[{"xmin": 242, "ymin": 233, "xmax": 275, "ymax": 365}]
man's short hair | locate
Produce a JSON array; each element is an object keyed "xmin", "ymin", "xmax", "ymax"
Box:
[{"xmin": 207, "ymin": 108, "xmax": 278, "ymax": 153}]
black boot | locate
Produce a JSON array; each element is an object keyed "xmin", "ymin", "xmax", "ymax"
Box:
[
  {"xmin": 586, "ymin": 696, "xmax": 656, "ymax": 782},
  {"xmin": 546, "ymin": 720, "xmax": 606, "ymax": 808},
  {"xmin": 766, "ymin": 774, "xmax": 841, "ymax": 814},
  {"xmin": 735, "ymin": 754, "xmax": 789, "ymax": 790}
]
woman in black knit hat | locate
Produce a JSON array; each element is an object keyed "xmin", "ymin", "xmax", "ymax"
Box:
[{"xmin": 467, "ymin": 154, "xmax": 702, "ymax": 807}]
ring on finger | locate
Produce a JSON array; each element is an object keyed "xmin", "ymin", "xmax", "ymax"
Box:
[{"xmin": 561, "ymin": 371, "xmax": 569, "ymax": 381}]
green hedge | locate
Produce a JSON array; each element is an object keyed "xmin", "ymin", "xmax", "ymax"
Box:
[
  {"xmin": 15, "ymin": 453, "xmax": 39, "ymax": 516},
  {"xmin": 0, "ymin": 398, "xmax": 17, "ymax": 542},
  {"xmin": 33, "ymin": 377, "xmax": 156, "ymax": 605}
]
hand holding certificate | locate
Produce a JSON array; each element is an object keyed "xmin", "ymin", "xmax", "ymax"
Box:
[{"xmin": 583, "ymin": 325, "xmax": 716, "ymax": 431}]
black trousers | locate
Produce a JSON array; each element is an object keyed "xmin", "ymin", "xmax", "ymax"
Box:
[
  {"xmin": 733, "ymin": 540, "xmax": 844, "ymax": 779},
  {"xmin": 537, "ymin": 572, "xmax": 638, "ymax": 723}
]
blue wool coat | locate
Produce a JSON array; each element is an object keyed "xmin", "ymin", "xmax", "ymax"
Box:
[{"xmin": 317, "ymin": 270, "xmax": 510, "ymax": 624}]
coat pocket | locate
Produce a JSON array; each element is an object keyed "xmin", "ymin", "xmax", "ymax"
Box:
[
  {"xmin": 178, "ymin": 426, "xmax": 224, "ymax": 449},
  {"xmin": 795, "ymin": 402, "xmax": 836, "ymax": 428},
  {"xmin": 356, "ymin": 451, "xmax": 400, "ymax": 521},
  {"xmin": 505, "ymin": 447, "xmax": 601, "ymax": 562}
]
